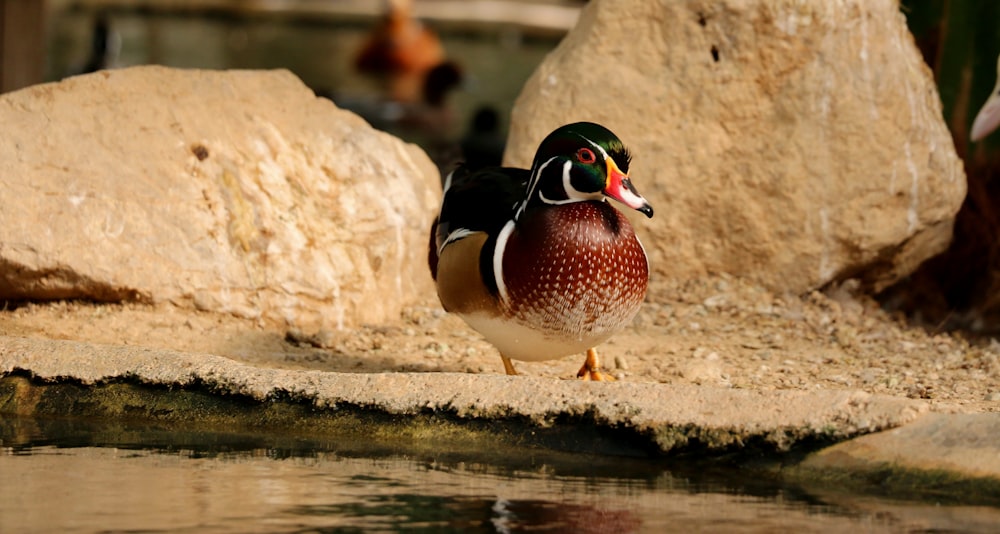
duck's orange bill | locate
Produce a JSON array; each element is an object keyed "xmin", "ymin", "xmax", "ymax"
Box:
[{"xmin": 603, "ymin": 157, "xmax": 653, "ymax": 218}]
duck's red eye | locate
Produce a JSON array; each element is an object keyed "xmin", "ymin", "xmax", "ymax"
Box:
[{"xmin": 576, "ymin": 148, "xmax": 597, "ymax": 164}]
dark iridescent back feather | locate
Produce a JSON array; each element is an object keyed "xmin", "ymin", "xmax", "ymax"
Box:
[
  {"xmin": 435, "ymin": 165, "xmax": 529, "ymax": 248},
  {"xmin": 429, "ymin": 164, "xmax": 529, "ymax": 283}
]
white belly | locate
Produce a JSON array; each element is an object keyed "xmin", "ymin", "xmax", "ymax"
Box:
[{"xmin": 459, "ymin": 312, "xmax": 614, "ymax": 362}]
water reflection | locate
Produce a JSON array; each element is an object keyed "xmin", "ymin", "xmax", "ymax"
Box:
[
  {"xmin": 290, "ymin": 495, "xmax": 642, "ymax": 533},
  {"xmin": 2, "ymin": 416, "xmax": 1000, "ymax": 533}
]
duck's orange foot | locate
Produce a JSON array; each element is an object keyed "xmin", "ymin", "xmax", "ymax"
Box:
[{"xmin": 577, "ymin": 348, "xmax": 617, "ymax": 381}]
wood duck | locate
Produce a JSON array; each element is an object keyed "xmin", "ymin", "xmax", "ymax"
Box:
[{"xmin": 428, "ymin": 122, "xmax": 654, "ymax": 380}]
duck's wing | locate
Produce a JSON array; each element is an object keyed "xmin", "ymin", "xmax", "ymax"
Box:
[
  {"xmin": 434, "ymin": 165, "xmax": 528, "ymax": 254},
  {"xmin": 428, "ymin": 165, "xmax": 528, "ymax": 279}
]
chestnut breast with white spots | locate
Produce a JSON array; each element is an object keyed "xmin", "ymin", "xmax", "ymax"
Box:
[{"xmin": 501, "ymin": 201, "xmax": 648, "ymax": 339}]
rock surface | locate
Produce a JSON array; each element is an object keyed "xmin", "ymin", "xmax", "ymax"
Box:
[
  {"xmin": 0, "ymin": 66, "xmax": 440, "ymax": 329},
  {"xmin": 506, "ymin": 0, "xmax": 966, "ymax": 294},
  {"xmin": 799, "ymin": 412, "xmax": 1000, "ymax": 481},
  {"xmin": 0, "ymin": 335, "xmax": 927, "ymax": 455}
]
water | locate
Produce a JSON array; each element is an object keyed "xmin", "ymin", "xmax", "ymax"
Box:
[{"xmin": 4, "ymin": 416, "xmax": 1000, "ymax": 533}]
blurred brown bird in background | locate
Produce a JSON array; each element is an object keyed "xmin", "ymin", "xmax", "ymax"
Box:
[{"xmin": 355, "ymin": 0, "xmax": 446, "ymax": 104}]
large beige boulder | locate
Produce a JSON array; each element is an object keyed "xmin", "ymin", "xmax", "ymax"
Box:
[
  {"xmin": 506, "ymin": 0, "xmax": 966, "ymax": 294},
  {"xmin": 0, "ymin": 66, "xmax": 439, "ymax": 329}
]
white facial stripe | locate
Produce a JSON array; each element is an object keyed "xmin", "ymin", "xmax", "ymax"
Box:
[
  {"xmin": 521, "ymin": 131, "xmax": 624, "ymax": 214},
  {"xmin": 561, "ymin": 159, "xmax": 574, "ymax": 197},
  {"xmin": 539, "ymin": 191, "xmax": 569, "ymax": 204},
  {"xmin": 547, "ymin": 159, "xmax": 601, "ymax": 204},
  {"xmin": 492, "ymin": 220, "xmax": 516, "ymax": 306},
  {"xmin": 581, "ymin": 135, "xmax": 610, "ymax": 161},
  {"xmin": 539, "ymin": 191, "xmax": 584, "ymax": 205}
]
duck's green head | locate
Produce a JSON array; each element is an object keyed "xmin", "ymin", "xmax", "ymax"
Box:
[{"xmin": 524, "ymin": 121, "xmax": 653, "ymax": 219}]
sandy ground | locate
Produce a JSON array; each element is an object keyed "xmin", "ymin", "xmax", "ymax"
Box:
[{"xmin": 2, "ymin": 275, "xmax": 998, "ymax": 413}]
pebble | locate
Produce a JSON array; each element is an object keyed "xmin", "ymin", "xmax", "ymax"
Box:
[
  {"xmin": 424, "ymin": 342, "xmax": 448, "ymax": 356},
  {"xmin": 680, "ymin": 358, "xmax": 724, "ymax": 385},
  {"xmin": 860, "ymin": 369, "xmax": 877, "ymax": 384},
  {"xmin": 829, "ymin": 375, "xmax": 852, "ymax": 386},
  {"xmin": 703, "ymin": 294, "xmax": 728, "ymax": 309},
  {"xmin": 760, "ymin": 332, "xmax": 784, "ymax": 348},
  {"xmin": 692, "ymin": 347, "xmax": 719, "ymax": 360}
]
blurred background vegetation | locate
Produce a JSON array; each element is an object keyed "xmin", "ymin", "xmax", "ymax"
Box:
[
  {"xmin": 37, "ymin": 0, "xmax": 579, "ymax": 171},
  {"xmin": 888, "ymin": 0, "xmax": 1000, "ymax": 334},
  {"xmin": 7, "ymin": 0, "xmax": 1000, "ymax": 334}
]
